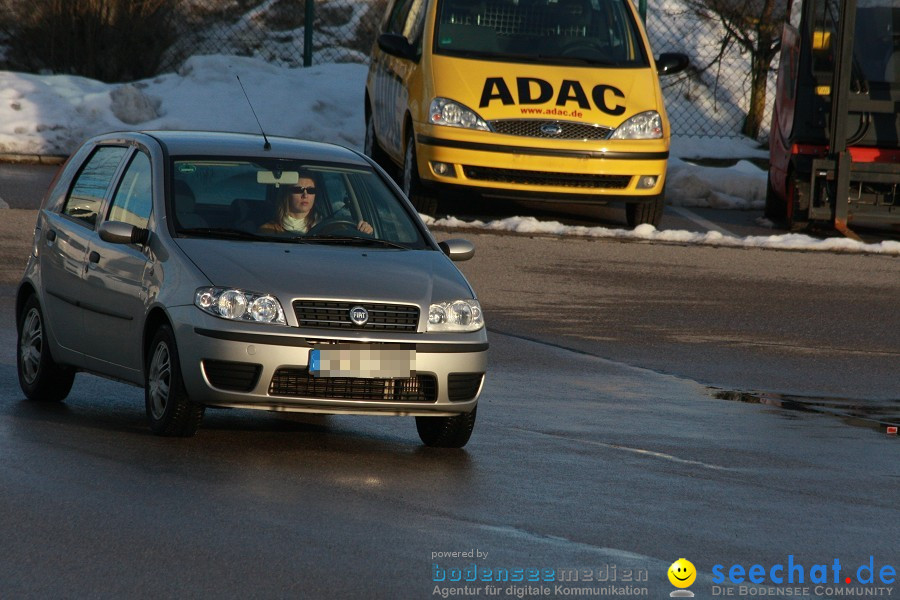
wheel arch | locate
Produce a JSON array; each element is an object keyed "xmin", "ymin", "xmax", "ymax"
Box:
[
  {"xmin": 15, "ymin": 282, "xmax": 38, "ymax": 330},
  {"xmin": 143, "ymin": 306, "xmax": 173, "ymax": 371}
]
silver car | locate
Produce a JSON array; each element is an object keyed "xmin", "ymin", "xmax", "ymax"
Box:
[{"xmin": 16, "ymin": 131, "xmax": 487, "ymax": 447}]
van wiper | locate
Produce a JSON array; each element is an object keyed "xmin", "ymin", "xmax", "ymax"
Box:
[
  {"xmin": 303, "ymin": 234, "xmax": 410, "ymax": 249},
  {"xmin": 178, "ymin": 227, "xmax": 269, "ymax": 241},
  {"xmin": 492, "ymin": 52, "xmax": 615, "ymax": 66}
]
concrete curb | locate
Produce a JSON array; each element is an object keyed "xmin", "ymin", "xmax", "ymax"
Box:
[{"xmin": 0, "ymin": 153, "xmax": 67, "ymax": 165}]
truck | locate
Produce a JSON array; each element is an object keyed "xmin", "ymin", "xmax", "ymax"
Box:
[{"xmin": 766, "ymin": 0, "xmax": 900, "ymax": 237}]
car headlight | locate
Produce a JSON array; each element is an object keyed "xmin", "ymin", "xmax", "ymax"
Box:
[
  {"xmin": 194, "ymin": 287, "xmax": 286, "ymax": 325},
  {"xmin": 429, "ymin": 98, "xmax": 490, "ymax": 131},
  {"xmin": 609, "ymin": 110, "xmax": 663, "ymax": 140},
  {"xmin": 427, "ymin": 299, "xmax": 484, "ymax": 332}
]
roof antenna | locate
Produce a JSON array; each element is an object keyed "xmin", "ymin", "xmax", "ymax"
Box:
[{"xmin": 235, "ymin": 74, "xmax": 271, "ymax": 151}]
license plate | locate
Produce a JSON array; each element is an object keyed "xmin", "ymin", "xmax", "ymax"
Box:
[{"xmin": 308, "ymin": 345, "xmax": 415, "ymax": 378}]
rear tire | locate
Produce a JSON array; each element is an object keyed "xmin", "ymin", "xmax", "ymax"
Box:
[
  {"xmin": 145, "ymin": 325, "xmax": 204, "ymax": 437},
  {"xmin": 416, "ymin": 408, "xmax": 477, "ymax": 448},
  {"xmin": 17, "ymin": 295, "xmax": 75, "ymax": 401},
  {"xmin": 625, "ymin": 193, "xmax": 664, "ymax": 228},
  {"xmin": 402, "ymin": 129, "xmax": 440, "ymax": 216}
]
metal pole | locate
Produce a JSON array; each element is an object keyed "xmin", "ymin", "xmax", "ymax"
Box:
[
  {"xmin": 639, "ymin": 0, "xmax": 647, "ymax": 22},
  {"xmin": 829, "ymin": 0, "xmax": 856, "ymax": 234},
  {"xmin": 304, "ymin": 0, "xmax": 315, "ymax": 67}
]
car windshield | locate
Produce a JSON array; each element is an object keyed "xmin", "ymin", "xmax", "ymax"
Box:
[
  {"xmin": 169, "ymin": 158, "xmax": 429, "ymax": 249},
  {"xmin": 433, "ymin": 0, "xmax": 648, "ymax": 67}
]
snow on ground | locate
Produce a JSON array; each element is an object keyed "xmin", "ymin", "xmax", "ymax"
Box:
[{"xmin": 0, "ymin": 55, "xmax": 896, "ymax": 255}]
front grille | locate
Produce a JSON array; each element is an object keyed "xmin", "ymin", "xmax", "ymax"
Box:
[
  {"xmin": 448, "ymin": 373, "xmax": 485, "ymax": 401},
  {"xmin": 463, "ymin": 166, "xmax": 632, "ymax": 189},
  {"xmin": 490, "ymin": 120, "xmax": 612, "ymax": 141},
  {"xmin": 269, "ymin": 369, "xmax": 437, "ymax": 403},
  {"xmin": 293, "ymin": 301, "xmax": 419, "ymax": 331},
  {"xmin": 203, "ymin": 360, "xmax": 262, "ymax": 392}
]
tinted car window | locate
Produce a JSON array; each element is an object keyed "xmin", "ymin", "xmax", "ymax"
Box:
[
  {"xmin": 63, "ymin": 146, "xmax": 128, "ymax": 227},
  {"xmin": 108, "ymin": 151, "xmax": 152, "ymax": 229}
]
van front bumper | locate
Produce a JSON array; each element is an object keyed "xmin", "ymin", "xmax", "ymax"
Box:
[{"xmin": 414, "ymin": 126, "xmax": 669, "ymax": 198}]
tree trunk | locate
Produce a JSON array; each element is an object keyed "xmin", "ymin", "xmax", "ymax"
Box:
[{"xmin": 742, "ymin": 52, "xmax": 771, "ymax": 139}]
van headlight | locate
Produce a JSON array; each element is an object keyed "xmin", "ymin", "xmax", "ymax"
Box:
[
  {"xmin": 195, "ymin": 287, "xmax": 287, "ymax": 325},
  {"xmin": 609, "ymin": 110, "xmax": 663, "ymax": 140},
  {"xmin": 429, "ymin": 98, "xmax": 490, "ymax": 131},
  {"xmin": 427, "ymin": 299, "xmax": 484, "ymax": 332}
]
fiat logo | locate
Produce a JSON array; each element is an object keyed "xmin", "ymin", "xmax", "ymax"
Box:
[
  {"xmin": 349, "ymin": 306, "xmax": 369, "ymax": 326},
  {"xmin": 540, "ymin": 123, "xmax": 563, "ymax": 135}
]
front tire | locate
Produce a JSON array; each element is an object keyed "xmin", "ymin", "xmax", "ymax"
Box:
[
  {"xmin": 145, "ymin": 324, "xmax": 204, "ymax": 437},
  {"xmin": 364, "ymin": 108, "xmax": 393, "ymax": 176},
  {"xmin": 625, "ymin": 192, "xmax": 664, "ymax": 228},
  {"xmin": 416, "ymin": 408, "xmax": 477, "ymax": 448},
  {"xmin": 764, "ymin": 172, "xmax": 787, "ymax": 221},
  {"xmin": 402, "ymin": 129, "xmax": 439, "ymax": 216},
  {"xmin": 17, "ymin": 295, "xmax": 75, "ymax": 401}
]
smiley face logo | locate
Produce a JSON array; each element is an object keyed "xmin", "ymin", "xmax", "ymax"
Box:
[{"xmin": 668, "ymin": 558, "xmax": 696, "ymax": 588}]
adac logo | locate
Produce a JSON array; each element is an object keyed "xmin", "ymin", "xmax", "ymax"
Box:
[{"xmin": 668, "ymin": 558, "xmax": 697, "ymax": 598}]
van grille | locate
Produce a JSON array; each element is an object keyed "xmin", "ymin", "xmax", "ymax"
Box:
[
  {"xmin": 269, "ymin": 369, "xmax": 437, "ymax": 402},
  {"xmin": 463, "ymin": 166, "xmax": 632, "ymax": 189},
  {"xmin": 292, "ymin": 301, "xmax": 419, "ymax": 331},
  {"xmin": 490, "ymin": 120, "xmax": 613, "ymax": 140}
]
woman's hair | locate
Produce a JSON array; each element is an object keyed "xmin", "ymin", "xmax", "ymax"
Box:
[{"xmin": 275, "ymin": 170, "xmax": 320, "ymax": 230}]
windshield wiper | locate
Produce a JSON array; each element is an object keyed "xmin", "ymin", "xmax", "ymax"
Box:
[
  {"xmin": 177, "ymin": 227, "xmax": 270, "ymax": 241},
  {"xmin": 491, "ymin": 52, "xmax": 615, "ymax": 67},
  {"xmin": 302, "ymin": 234, "xmax": 410, "ymax": 249}
]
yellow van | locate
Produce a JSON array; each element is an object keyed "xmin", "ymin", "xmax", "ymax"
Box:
[{"xmin": 364, "ymin": 0, "xmax": 688, "ymax": 227}]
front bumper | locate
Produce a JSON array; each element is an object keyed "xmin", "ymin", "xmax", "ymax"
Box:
[
  {"xmin": 414, "ymin": 124, "xmax": 669, "ymax": 199},
  {"xmin": 170, "ymin": 307, "xmax": 488, "ymax": 417}
]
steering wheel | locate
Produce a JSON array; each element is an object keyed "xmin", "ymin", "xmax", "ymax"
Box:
[
  {"xmin": 307, "ymin": 219, "xmax": 360, "ymax": 236},
  {"xmin": 558, "ymin": 40, "xmax": 604, "ymax": 58}
]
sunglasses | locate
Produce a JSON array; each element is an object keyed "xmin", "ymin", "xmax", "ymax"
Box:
[{"xmin": 289, "ymin": 186, "xmax": 316, "ymax": 195}]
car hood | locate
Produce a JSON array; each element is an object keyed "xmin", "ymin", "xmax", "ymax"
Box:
[{"xmin": 174, "ymin": 239, "xmax": 474, "ymax": 306}]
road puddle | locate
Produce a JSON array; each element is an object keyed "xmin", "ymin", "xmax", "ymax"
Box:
[{"xmin": 712, "ymin": 389, "xmax": 900, "ymax": 436}]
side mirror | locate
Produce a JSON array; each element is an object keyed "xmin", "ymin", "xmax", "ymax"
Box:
[
  {"xmin": 99, "ymin": 221, "xmax": 150, "ymax": 245},
  {"xmin": 438, "ymin": 239, "xmax": 475, "ymax": 262},
  {"xmin": 656, "ymin": 53, "xmax": 690, "ymax": 76},
  {"xmin": 377, "ymin": 33, "xmax": 418, "ymax": 61}
]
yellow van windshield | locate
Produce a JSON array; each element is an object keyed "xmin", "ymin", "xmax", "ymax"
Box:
[{"xmin": 434, "ymin": 0, "xmax": 648, "ymax": 66}]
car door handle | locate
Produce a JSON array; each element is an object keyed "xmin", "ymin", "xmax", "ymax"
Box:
[
  {"xmin": 88, "ymin": 251, "xmax": 100, "ymax": 264},
  {"xmin": 46, "ymin": 230, "xmax": 57, "ymax": 242}
]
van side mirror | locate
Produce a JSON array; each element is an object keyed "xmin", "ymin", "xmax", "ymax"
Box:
[
  {"xmin": 438, "ymin": 239, "xmax": 475, "ymax": 261},
  {"xmin": 656, "ymin": 53, "xmax": 690, "ymax": 76},
  {"xmin": 378, "ymin": 33, "xmax": 418, "ymax": 61}
]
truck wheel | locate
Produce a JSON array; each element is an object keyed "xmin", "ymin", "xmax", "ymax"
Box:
[
  {"xmin": 17, "ymin": 295, "xmax": 75, "ymax": 402},
  {"xmin": 416, "ymin": 408, "xmax": 476, "ymax": 448},
  {"xmin": 785, "ymin": 177, "xmax": 809, "ymax": 232},
  {"xmin": 145, "ymin": 325, "xmax": 204, "ymax": 437},
  {"xmin": 402, "ymin": 130, "xmax": 439, "ymax": 216},
  {"xmin": 625, "ymin": 193, "xmax": 664, "ymax": 228},
  {"xmin": 764, "ymin": 173, "xmax": 787, "ymax": 221},
  {"xmin": 364, "ymin": 109, "xmax": 393, "ymax": 177}
]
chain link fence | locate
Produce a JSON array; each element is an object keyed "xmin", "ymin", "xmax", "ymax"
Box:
[{"xmin": 0, "ymin": 0, "xmax": 779, "ymax": 139}]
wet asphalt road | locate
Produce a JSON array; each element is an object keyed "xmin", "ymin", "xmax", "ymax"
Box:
[
  {"xmin": 1, "ymin": 163, "xmax": 898, "ymax": 598},
  {"xmin": 0, "ymin": 327, "xmax": 897, "ymax": 598}
]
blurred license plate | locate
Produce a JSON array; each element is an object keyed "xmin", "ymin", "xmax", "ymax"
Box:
[{"xmin": 308, "ymin": 345, "xmax": 415, "ymax": 378}]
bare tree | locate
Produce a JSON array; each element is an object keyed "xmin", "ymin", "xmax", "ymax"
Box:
[{"xmin": 684, "ymin": 0, "xmax": 788, "ymax": 139}]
